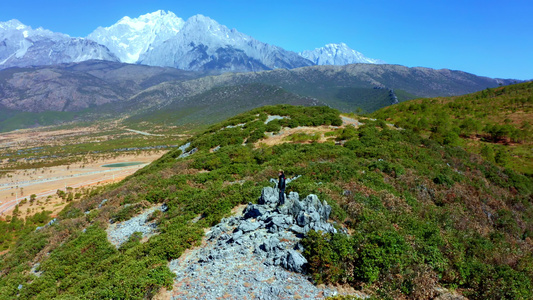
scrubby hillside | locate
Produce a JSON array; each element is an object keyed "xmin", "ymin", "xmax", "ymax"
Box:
[
  {"xmin": 372, "ymin": 81, "xmax": 533, "ymax": 174},
  {"xmin": 1, "ymin": 105, "xmax": 532, "ymax": 299}
]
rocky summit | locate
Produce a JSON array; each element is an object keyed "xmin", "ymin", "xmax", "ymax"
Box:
[{"xmin": 165, "ymin": 186, "xmax": 352, "ymax": 300}]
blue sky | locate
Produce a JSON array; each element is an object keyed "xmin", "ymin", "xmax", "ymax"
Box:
[{"xmin": 1, "ymin": 0, "xmax": 532, "ymax": 79}]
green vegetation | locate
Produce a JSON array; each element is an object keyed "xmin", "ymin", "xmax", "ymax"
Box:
[
  {"xmin": 1, "ymin": 105, "xmax": 531, "ymax": 299},
  {"xmin": 0, "ymin": 211, "xmax": 52, "ymax": 251},
  {"xmin": 372, "ymin": 81, "xmax": 533, "ymax": 174},
  {"xmin": 0, "ymin": 108, "xmax": 78, "ymax": 133},
  {"xmin": 126, "ymin": 83, "xmax": 332, "ymax": 127}
]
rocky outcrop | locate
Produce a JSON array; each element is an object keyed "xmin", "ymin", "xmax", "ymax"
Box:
[
  {"xmin": 167, "ymin": 187, "xmax": 343, "ymax": 299},
  {"xmin": 255, "ymin": 186, "xmax": 336, "ymax": 235},
  {"xmin": 106, "ymin": 204, "xmax": 167, "ymax": 248}
]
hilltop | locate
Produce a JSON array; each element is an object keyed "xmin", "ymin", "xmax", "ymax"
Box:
[{"xmin": 0, "ymin": 105, "xmax": 531, "ymax": 299}]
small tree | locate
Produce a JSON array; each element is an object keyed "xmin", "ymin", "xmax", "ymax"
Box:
[
  {"xmin": 12, "ymin": 205, "xmax": 20, "ymax": 217},
  {"xmin": 30, "ymin": 194, "xmax": 37, "ymax": 205}
]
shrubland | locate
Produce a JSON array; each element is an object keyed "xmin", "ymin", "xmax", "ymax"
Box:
[
  {"xmin": 372, "ymin": 81, "xmax": 533, "ymax": 174},
  {"xmin": 0, "ymin": 104, "xmax": 531, "ymax": 299}
]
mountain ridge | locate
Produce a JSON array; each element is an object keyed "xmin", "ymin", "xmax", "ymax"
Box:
[
  {"xmin": 0, "ymin": 61, "xmax": 520, "ymax": 131},
  {"xmin": 0, "ymin": 19, "xmax": 118, "ymax": 69}
]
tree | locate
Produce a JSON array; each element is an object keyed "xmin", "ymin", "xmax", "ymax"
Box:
[{"xmin": 30, "ymin": 194, "xmax": 37, "ymax": 205}]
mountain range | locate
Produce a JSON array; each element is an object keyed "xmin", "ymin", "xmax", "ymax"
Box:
[
  {"xmin": 1, "ymin": 10, "xmax": 382, "ymax": 72},
  {"xmin": 0, "ymin": 60, "xmax": 517, "ymax": 131},
  {"xmin": 0, "ymin": 10, "xmax": 523, "ymax": 132}
]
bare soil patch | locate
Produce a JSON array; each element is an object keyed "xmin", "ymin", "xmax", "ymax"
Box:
[
  {"xmin": 0, "ymin": 152, "xmax": 165, "ymax": 218},
  {"xmin": 255, "ymin": 114, "xmax": 365, "ymax": 148}
]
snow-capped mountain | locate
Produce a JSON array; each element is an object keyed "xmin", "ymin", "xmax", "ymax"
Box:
[
  {"xmin": 0, "ymin": 19, "xmax": 118, "ymax": 69},
  {"xmin": 137, "ymin": 14, "xmax": 313, "ymax": 71},
  {"xmin": 299, "ymin": 43, "xmax": 384, "ymax": 65},
  {"xmin": 0, "ymin": 12, "xmax": 383, "ymax": 72},
  {"xmin": 87, "ymin": 10, "xmax": 185, "ymax": 63}
]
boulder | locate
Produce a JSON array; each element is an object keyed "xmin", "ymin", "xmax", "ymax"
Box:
[
  {"xmin": 258, "ymin": 187, "xmax": 278, "ymax": 206},
  {"xmin": 283, "ymin": 250, "xmax": 308, "ymax": 273},
  {"xmin": 261, "ymin": 237, "xmax": 280, "ymax": 252},
  {"xmin": 269, "ymin": 215, "xmax": 292, "ymax": 229},
  {"xmin": 238, "ymin": 220, "xmax": 262, "ymax": 233},
  {"xmin": 243, "ymin": 204, "xmax": 266, "ymax": 219}
]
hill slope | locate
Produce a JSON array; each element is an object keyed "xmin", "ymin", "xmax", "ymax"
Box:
[
  {"xmin": 127, "ymin": 63, "xmax": 517, "ymax": 119},
  {"xmin": 1, "ymin": 105, "xmax": 531, "ymax": 299},
  {"xmin": 126, "ymin": 83, "xmax": 326, "ymax": 126},
  {"xmin": 372, "ymin": 81, "xmax": 533, "ymax": 174},
  {"xmin": 1, "ymin": 62, "xmax": 517, "ymax": 132}
]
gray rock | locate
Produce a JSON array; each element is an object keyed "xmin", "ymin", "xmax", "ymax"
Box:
[
  {"xmin": 98, "ymin": 199, "xmax": 108, "ymax": 209},
  {"xmin": 238, "ymin": 220, "xmax": 261, "ymax": 233},
  {"xmin": 261, "ymin": 237, "xmax": 280, "ymax": 252},
  {"xmin": 269, "ymin": 215, "xmax": 292, "ymax": 229},
  {"xmin": 309, "ymin": 211, "xmax": 321, "ymax": 223},
  {"xmin": 231, "ymin": 230, "xmax": 243, "ymax": 242},
  {"xmin": 285, "ymin": 175, "xmax": 301, "ymax": 184},
  {"xmin": 243, "ymin": 203, "xmax": 266, "ymax": 219},
  {"xmin": 284, "ymin": 250, "xmax": 308, "ymax": 273},
  {"xmin": 166, "ymin": 186, "xmax": 346, "ymax": 299},
  {"xmin": 177, "ymin": 147, "xmax": 198, "ymax": 159},
  {"xmin": 105, "ymin": 206, "xmax": 160, "ymax": 248},
  {"xmin": 296, "ymin": 211, "xmax": 310, "ymax": 227},
  {"xmin": 289, "ymin": 224, "xmax": 305, "ymax": 235},
  {"xmin": 258, "ymin": 187, "xmax": 278, "ymax": 206},
  {"xmin": 289, "ymin": 199, "xmax": 304, "ymax": 218}
]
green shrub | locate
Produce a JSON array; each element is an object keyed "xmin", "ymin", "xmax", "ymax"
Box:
[
  {"xmin": 337, "ymin": 126, "xmax": 358, "ymax": 140},
  {"xmin": 265, "ymin": 120, "xmax": 281, "ymax": 132},
  {"xmin": 433, "ymin": 174, "xmax": 454, "ymax": 186},
  {"xmin": 368, "ymin": 160, "xmax": 405, "ymax": 178}
]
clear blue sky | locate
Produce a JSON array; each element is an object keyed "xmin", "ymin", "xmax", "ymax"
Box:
[{"xmin": 2, "ymin": 0, "xmax": 532, "ymax": 80}]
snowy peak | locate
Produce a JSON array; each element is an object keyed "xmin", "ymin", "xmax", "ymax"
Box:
[
  {"xmin": 138, "ymin": 13, "xmax": 313, "ymax": 71},
  {"xmin": 116, "ymin": 10, "xmax": 181, "ymax": 31},
  {"xmin": 87, "ymin": 10, "xmax": 185, "ymax": 63},
  {"xmin": 86, "ymin": 10, "xmax": 312, "ymax": 71},
  {"xmin": 0, "ymin": 19, "xmax": 25, "ymax": 30},
  {"xmin": 0, "ymin": 19, "xmax": 118, "ymax": 69},
  {"xmin": 299, "ymin": 43, "xmax": 384, "ymax": 65}
]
